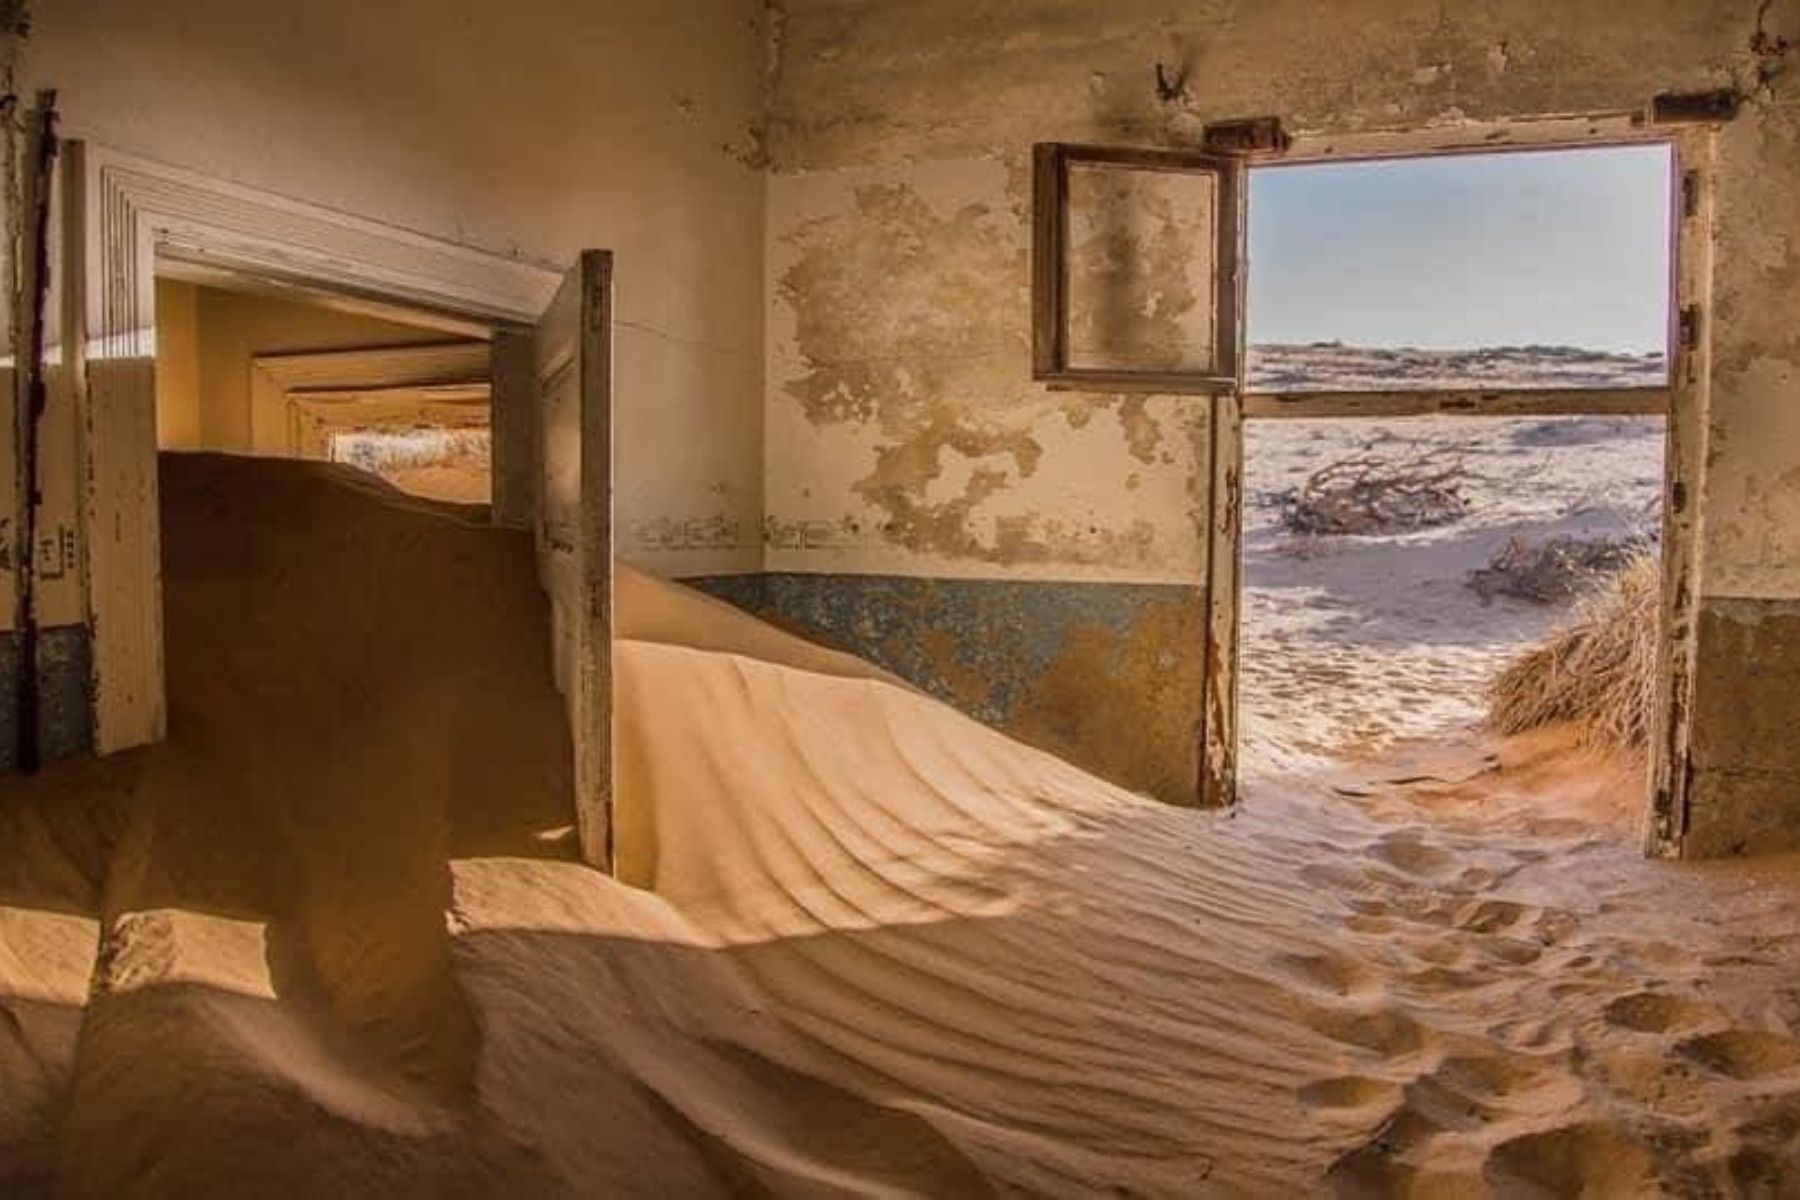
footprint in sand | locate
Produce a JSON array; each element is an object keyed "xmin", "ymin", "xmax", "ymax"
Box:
[
  {"xmin": 1731, "ymin": 1145, "xmax": 1800, "ymax": 1195},
  {"xmin": 1272, "ymin": 951, "xmax": 1383, "ymax": 1000},
  {"xmin": 1365, "ymin": 833, "xmax": 1457, "ymax": 880},
  {"xmin": 1483, "ymin": 1121, "xmax": 1658, "ymax": 1196},
  {"xmin": 1429, "ymin": 1052, "xmax": 1585, "ymax": 1113},
  {"xmin": 1602, "ymin": 991, "xmax": 1721, "ymax": 1036},
  {"xmin": 1481, "ymin": 937, "xmax": 1547, "ymax": 968},
  {"xmin": 1450, "ymin": 897, "xmax": 1562, "ymax": 937},
  {"xmin": 1325, "ymin": 1107, "xmax": 1471, "ymax": 1197},
  {"xmin": 1304, "ymin": 1003, "xmax": 1435, "ymax": 1059},
  {"xmin": 1298, "ymin": 1074, "xmax": 1399, "ymax": 1113},
  {"xmin": 1677, "ymin": 1029, "xmax": 1800, "ymax": 1080}
]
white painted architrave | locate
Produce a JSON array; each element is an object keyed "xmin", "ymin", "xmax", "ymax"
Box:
[{"xmin": 66, "ymin": 140, "xmax": 562, "ymax": 754}]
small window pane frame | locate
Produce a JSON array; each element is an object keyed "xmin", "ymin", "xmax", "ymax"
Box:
[{"xmin": 1031, "ymin": 143, "xmax": 1245, "ymax": 394}]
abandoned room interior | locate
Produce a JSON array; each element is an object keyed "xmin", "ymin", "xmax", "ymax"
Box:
[{"xmin": 2, "ymin": 1, "xmax": 1798, "ymax": 1194}]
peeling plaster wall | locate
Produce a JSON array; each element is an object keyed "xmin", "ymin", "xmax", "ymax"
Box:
[
  {"xmin": 767, "ymin": 0, "xmax": 1800, "ymax": 830},
  {"xmin": 1706, "ymin": 99, "xmax": 1800, "ymax": 598},
  {"xmin": 1687, "ymin": 598, "xmax": 1800, "ymax": 855},
  {"xmin": 762, "ymin": 147, "xmax": 1218, "ymax": 802},
  {"xmin": 24, "ymin": 0, "xmax": 770, "ymax": 579},
  {"xmin": 11, "ymin": 1, "xmax": 1800, "ymax": 839},
  {"xmin": 694, "ymin": 572, "xmax": 1206, "ymax": 802},
  {"xmin": 766, "ymin": 153, "xmax": 1215, "ymax": 584}
]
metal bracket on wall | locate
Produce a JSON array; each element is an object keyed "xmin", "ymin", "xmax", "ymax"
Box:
[
  {"xmin": 1201, "ymin": 116, "xmax": 1291, "ymax": 157},
  {"xmin": 1650, "ymin": 89, "xmax": 1741, "ymax": 125}
]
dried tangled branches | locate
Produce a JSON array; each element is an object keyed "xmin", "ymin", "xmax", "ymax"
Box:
[
  {"xmin": 1468, "ymin": 534, "xmax": 1650, "ymax": 605},
  {"xmin": 1487, "ymin": 556, "xmax": 1660, "ymax": 750},
  {"xmin": 1280, "ymin": 446, "xmax": 1470, "ymax": 536}
]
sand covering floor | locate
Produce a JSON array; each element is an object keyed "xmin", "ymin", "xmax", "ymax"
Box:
[{"xmin": 2, "ymin": 453, "xmax": 1799, "ymax": 1195}]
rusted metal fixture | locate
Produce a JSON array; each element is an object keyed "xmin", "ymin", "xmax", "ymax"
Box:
[
  {"xmin": 1201, "ymin": 116, "xmax": 1291, "ymax": 157},
  {"xmin": 1650, "ymin": 89, "xmax": 1740, "ymax": 125}
]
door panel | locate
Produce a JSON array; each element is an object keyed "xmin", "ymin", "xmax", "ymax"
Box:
[{"xmin": 533, "ymin": 250, "xmax": 615, "ymax": 869}]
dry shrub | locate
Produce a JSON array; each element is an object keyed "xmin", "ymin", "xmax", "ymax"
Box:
[
  {"xmin": 1468, "ymin": 534, "xmax": 1649, "ymax": 604},
  {"xmin": 1280, "ymin": 447, "xmax": 1470, "ymax": 535},
  {"xmin": 1488, "ymin": 556, "xmax": 1660, "ymax": 750}
]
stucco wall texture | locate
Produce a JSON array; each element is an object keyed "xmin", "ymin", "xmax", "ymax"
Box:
[
  {"xmin": 765, "ymin": 0, "xmax": 1797, "ymax": 597},
  {"xmin": 11, "ymin": 2, "xmax": 1800, "ymax": 844},
  {"xmin": 760, "ymin": 0, "xmax": 1800, "ymax": 839},
  {"xmin": 28, "ymin": 0, "xmax": 772, "ymax": 581}
]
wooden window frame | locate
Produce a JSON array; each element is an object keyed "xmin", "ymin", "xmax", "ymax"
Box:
[
  {"xmin": 1031, "ymin": 143, "xmax": 1244, "ymax": 394},
  {"xmin": 1240, "ymin": 117, "xmax": 1680, "ymax": 416}
]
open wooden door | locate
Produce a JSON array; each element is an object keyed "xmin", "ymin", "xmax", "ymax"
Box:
[
  {"xmin": 533, "ymin": 250, "xmax": 615, "ymax": 870},
  {"xmin": 1032, "ymin": 143, "xmax": 1248, "ymax": 807}
]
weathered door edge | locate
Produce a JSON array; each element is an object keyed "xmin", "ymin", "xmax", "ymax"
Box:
[
  {"xmin": 577, "ymin": 251, "xmax": 615, "ymax": 872},
  {"xmin": 532, "ymin": 250, "xmax": 615, "ymax": 872},
  {"xmin": 1646, "ymin": 128, "xmax": 1716, "ymax": 859},
  {"xmin": 1199, "ymin": 158, "xmax": 1248, "ymax": 808}
]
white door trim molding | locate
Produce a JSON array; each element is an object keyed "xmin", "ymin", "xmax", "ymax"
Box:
[
  {"xmin": 66, "ymin": 139, "xmax": 563, "ymax": 753},
  {"xmin": 75, "ymin": 142, "xmax": 562, "ymax": 360}
]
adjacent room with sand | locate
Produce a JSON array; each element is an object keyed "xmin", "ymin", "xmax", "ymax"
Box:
[{"xmin": 3, "ymin": 2, "xmax": 1799, "ymax": 1194}]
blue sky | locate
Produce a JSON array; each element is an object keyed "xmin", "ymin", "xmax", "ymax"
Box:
[{"xmin": 1246, "ymin": 145, "xmax": 1673, "ymax": 354}]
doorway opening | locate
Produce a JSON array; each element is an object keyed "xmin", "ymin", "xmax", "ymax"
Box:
[
  {"xmin": 150, "ymin": 271, "xmax": 493, "ymax": 504},
  {"xmin": 1237, "ymin": 143, "xmax": 1675, "ymax": 830}
]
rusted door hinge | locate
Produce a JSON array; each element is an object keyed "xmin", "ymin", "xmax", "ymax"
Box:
[
  {"xmin": 1679, "ymin": 304, "xmax": 1702, "ymax": 353},
  {"xmin": 1202, "ymin": 116, "xmax": 1290, "ymax": 157},
  {"xmin": 1651, "ymin": 88, "xmax": 1740, "ymax": 125}
]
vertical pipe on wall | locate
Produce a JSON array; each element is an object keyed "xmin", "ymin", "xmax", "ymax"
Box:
[{"xmin": 12, "ymin": 88, "xmax": 54, "ymax": 772}]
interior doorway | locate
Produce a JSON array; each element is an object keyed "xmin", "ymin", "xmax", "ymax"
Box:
[
  {"xmin": 1235, "ymin": 141, "xmax": 1678, "ymax": 832},
  {"xmin": 150, "ymin": 273, "xmax": 491, "ymax": 503},
  {"xmin": 60, "ymin": 144, "xmax": 619, "ymax": 869}
]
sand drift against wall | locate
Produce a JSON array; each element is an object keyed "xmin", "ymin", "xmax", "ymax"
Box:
[{"xmin": 1, "ymin": 455, "xmax": 1798, "ymax": 1194}]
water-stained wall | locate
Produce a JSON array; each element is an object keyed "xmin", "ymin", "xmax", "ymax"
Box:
[
  {"xmin": 23, "ymin": 0, "xmax": 771, "ymax": 581},
  {"xmin": 764, "ymin": 0, "xmax": 1800, "ymax": 836},
  {"xmin": 7, "ymin": 1, "xmax": 1800, "ymax": 844},
  {"xmin": 763, "ymin": 151, "xmax": 1219, "ymax": 801}
]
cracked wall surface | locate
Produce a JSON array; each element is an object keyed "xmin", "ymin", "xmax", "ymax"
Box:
[
  {"xmin": 694, "ymin": 572, "xmax": 1205, "ymax": 803},
  {"xmin": 8, "ymin": 1, "xmax": 1800, "ymax": 843},
  {"xmin": 24, "ymin": 0, "xmax": 772, "ymax": 580},
  {"xmin": 765, "ymin": 0, "xmax": 1800, "ymax": 834}
]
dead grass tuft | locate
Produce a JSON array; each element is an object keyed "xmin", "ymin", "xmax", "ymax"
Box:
[
  {"xmin": 1488, "ymin": 556, "xmax": 1660, "ymax": 750},
  {"xmin": 1468, "ymin": 534, "xmax": 1649, "ymax": 605}
]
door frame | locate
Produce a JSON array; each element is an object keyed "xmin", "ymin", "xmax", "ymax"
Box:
[
  {"xmin": 1218, "ymin": 112, "xmax": 1715, "ymax": 857},
  {"xmin": 63, "ymin": 141, "xmax": 563, "ymax": 752}
]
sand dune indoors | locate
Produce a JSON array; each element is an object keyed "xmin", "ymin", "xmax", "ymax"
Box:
[{"xmin": 2, "ymin": 457, "xmax": 1798, "ymax": 1195}]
